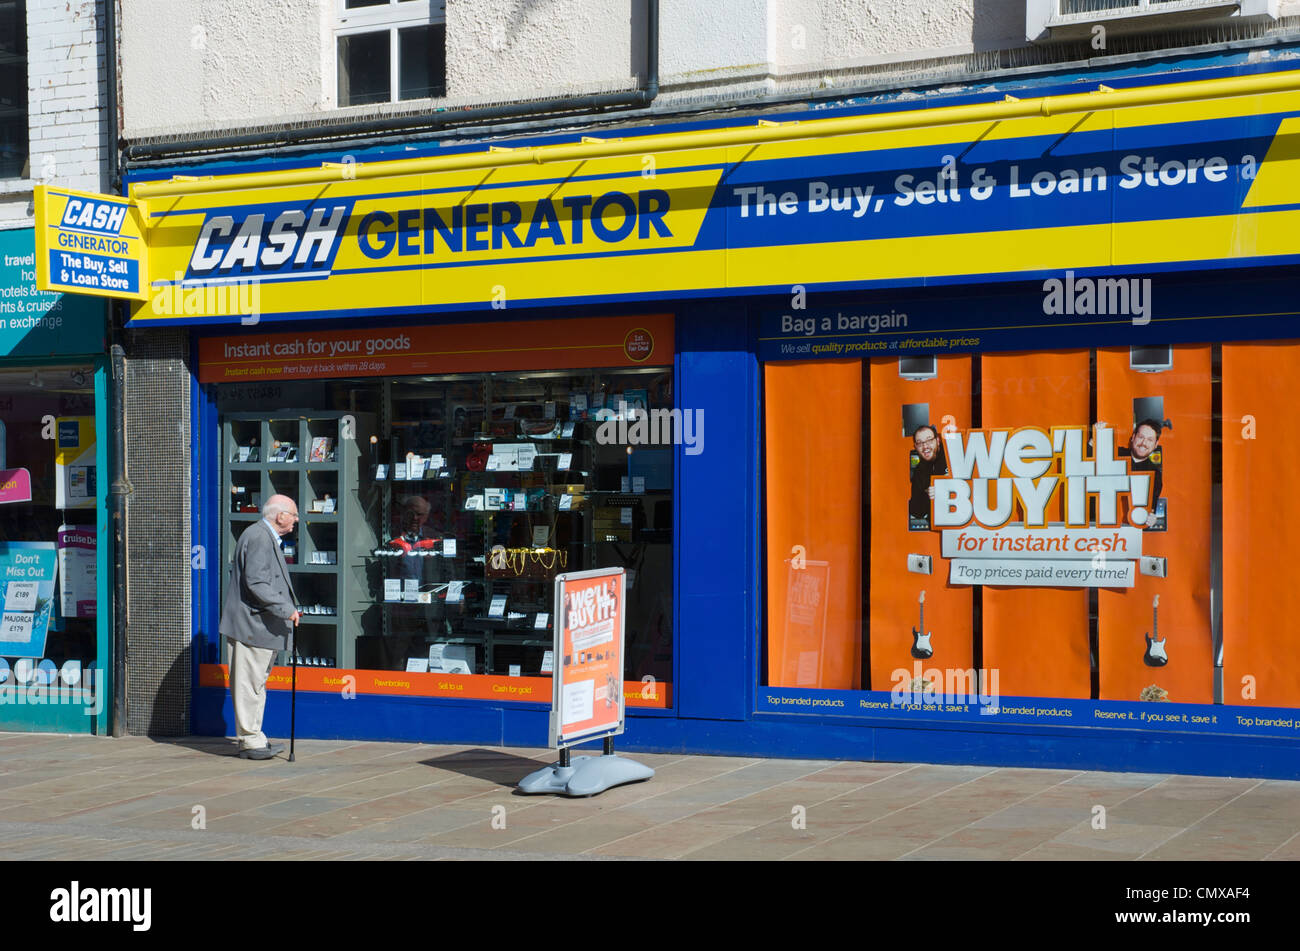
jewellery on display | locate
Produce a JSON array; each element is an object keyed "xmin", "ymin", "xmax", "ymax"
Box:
[{"xmin": 484, "ymin": 546, "xmax": 568, "ymax": 580}]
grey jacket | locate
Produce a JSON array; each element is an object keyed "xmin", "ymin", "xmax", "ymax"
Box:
[{"xmin": 219, "ymin": 520, "xmax": 298, "ymax": 651}]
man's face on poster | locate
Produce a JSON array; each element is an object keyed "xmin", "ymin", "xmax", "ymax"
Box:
[
  {"xmin": 1130, "ymin": 424, "xmax": 1158, "ymax": 462},
  {"xmin": 914, "ymin": 427, "xmax": 939, "ymax": 462}
]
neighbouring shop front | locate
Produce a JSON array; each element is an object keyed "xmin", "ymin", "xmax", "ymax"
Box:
[
  {"xmin": 46, "ymin": 59, "xmax": 1300, "ymax": 776},
  {"xmin": 0, "ymin": 226, "xmax": 111, "ymax": 733}
]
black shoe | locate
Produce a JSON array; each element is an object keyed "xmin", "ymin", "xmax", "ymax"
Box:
[{"xmin": 238, "ymin": 746, "xmax": 277, "ymax": 760}]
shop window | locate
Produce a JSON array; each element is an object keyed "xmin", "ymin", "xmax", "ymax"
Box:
[
  {"xmin": 763, "ymin": 361, "xmax": 863, "ymax": 689},
  {"xmin": 0, "ymin": 366, "xmax": 98, "ymax": 693},
  {"xmin": 0, "ymin": 0, "xmax": 28, "ymax": 179},
  {"xmin": 761, "ymin": 344, "xmax": 1300, "ymax": 709},
  {"xmin": 336, "ymin": 0, "xmax": 447, "ymax": 106},
  {"xmin": 215, "ymin": 366, "xmax": 672, "ymax": 690}
]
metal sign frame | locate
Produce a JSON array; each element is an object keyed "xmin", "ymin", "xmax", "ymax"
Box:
[{"xmin": 549, "ymin": 566, "xmax": 626, "ymax": 748}]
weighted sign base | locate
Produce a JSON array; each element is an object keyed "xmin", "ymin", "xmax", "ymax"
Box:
[{"xmin": 517, "ymin": 754, "xmax": 654, "ymax": 797}]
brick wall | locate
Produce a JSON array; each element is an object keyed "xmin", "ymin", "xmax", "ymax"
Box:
[{"xmin": 0, "ymin": 0, "xmax": 107, "ymax": 230}]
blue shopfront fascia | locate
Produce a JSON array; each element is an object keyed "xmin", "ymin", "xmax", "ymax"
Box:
[
  {"xmin": 186, "ymin": 298, "xmax": 746, "ymax": 734},
  {"xmin": 168, "ymin": 50, "xmax": 1300, "ymax": 776},
  {"xmin": 184, "ymin": 270, "xmax": 1300, "ymax": 780}
]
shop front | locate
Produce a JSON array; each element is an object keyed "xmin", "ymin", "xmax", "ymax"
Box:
[
  {"xmin": 0, "ymin": 226, "xmax": 111, "ymax": 734},
  {"xmin": 758, "ymin": 267, "xmax": 1300, "ymax": 778},
  {"xmin": 190, "ymin": 314, "xmax": 679, "ymax": 733},
  {"xmin": 96, "ymin": 61, "xmax": 1300, "ymax": 775}
]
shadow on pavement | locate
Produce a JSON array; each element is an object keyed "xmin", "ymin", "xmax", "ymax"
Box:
[
  {"xmin": 144, "ymin": 735, "xmax": 243, "ymax": 757},
  {"xmin": 421, "ymin": 747, "xmax": 551, "ymax": 787}
]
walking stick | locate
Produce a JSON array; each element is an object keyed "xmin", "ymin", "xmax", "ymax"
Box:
[{"xmin": 289, "ymin": 627, "xmax": 298, "ymax": 763}]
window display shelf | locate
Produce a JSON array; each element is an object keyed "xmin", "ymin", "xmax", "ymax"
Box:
[
  {"xmin": 590, "ymin": 489, "xmax": 672, "ymax": 496},
  {"xmin": 450, "ymin": 435, "xmax": 592, "ymax": 445},
  {"xmin": 462, "ymin": 628, "xmax": 553, "ymax": 646},
  {"xmin": 468, "ymin": 610, "xmax": 552, "ymax": 621},
  {"xmin": 376, "ymin": 475, "xmax": 457, "ymax": 483},
  {"xmin": 220, "ymin": 411, "xmax": 376, "ymax": 668},
  {"xmin": 462, "ymin": 617, "xmax": 551, "ymax": 634},
  {"xmin": 470, "ymin": 509, "xmax": 579, "ymax": 517},
  {"xmin": 227, "ymin": 461, "xmax": 343, "ymax": 471}
]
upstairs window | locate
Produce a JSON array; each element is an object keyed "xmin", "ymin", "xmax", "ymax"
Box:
[
  {"xmin": 1028, "ymin": 0, "xmax": 1277, "ymax": 42},
  {"xmin": 0, "ymin": 0, "xmax": 28, "ymax": 179},
  {"xmin": 336, "ymin": 0, "xmax": 446, "ymax": 107}
]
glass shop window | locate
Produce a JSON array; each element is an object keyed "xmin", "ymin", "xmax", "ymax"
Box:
[{"xmin": 216, "ymin": 366, "xmax": 673, "ymax": 688}]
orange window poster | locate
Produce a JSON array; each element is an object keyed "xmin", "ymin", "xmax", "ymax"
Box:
[{"xmin": 551, "ymin": 568, "xmax": 626, "ymax": 746}]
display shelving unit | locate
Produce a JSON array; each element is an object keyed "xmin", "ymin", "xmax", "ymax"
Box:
[
  {"xmin": 368, "ymin": 373, "xmax": 671, "ymax": 675},
  {"xmin": 220, "ymin": 410, "xmax": 376, "ymax": 668}
]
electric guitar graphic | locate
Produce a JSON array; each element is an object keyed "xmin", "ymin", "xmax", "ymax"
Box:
[
  {"xmin": 911, "ymin": 590, "xmax": 934, "ymax": 660},
  {"xmin": 1143, "ymin": 595, "xmax": 1168, "ymax": 667}
]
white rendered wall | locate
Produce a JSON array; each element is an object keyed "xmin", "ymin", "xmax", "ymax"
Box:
[
  {"xmin": 447, "ymin": 0, "xmax": 640, "ymax": 102},
  {"xmin": 119, "ymin": 0, "xmax": 327, "ymax": 137},
  {"xmin": 1, "ymin": 0, "xmax": 107, "ymax": 230},
  {"xmin": 120, "ymin": 0, "xmax": 1034, "ymax": 137},
  {"xmin": 119, "ymin": 0, "xmax": 1300, "ymax": 139}
]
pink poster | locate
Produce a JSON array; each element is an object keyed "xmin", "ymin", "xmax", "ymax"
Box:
[{"xmin": 0, "ymin": 468, "xmax": 32, "ymax": 504}]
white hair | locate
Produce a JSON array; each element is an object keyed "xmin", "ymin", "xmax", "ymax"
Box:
[{"xmin": 262, "ymin": 498, "xmax": 293, "ymax": 518}]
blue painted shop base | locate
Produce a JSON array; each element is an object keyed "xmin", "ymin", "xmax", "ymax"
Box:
[{"xmin": 194, "ymin": 687, "xmax": 1300, "ymax": 782}]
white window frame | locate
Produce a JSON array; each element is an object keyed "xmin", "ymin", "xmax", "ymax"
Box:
[
  {"xmin": 334, "ymin": 0, "xmax": 446, "ymax": 106},
  {"xmin": 1026, "ymin": 0, "xmax": 1277, "ymax": 41}
]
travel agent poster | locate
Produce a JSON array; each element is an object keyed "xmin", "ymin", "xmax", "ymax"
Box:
[
  {"xmin": 54, "ymin": 417, "xmax": 96, "ymax": 510},
  {"xmin": 56, "ymin": 526, "xmax": 96, "ymax": 619},
  {"xmin": 550, "ymin": 568, "xmax": 625, "ymax": 747},
  {"xmin": 0, "ymin": 543, "xmax": 59, "ymax": 658}
]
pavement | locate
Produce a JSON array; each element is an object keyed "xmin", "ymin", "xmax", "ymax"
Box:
[{"xmin": 1, "ymin": 731, "xmax": 1299, "ymax": 860}]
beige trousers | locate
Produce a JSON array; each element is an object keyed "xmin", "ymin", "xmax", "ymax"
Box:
[{"xmin": 228, "ymin": 637, "xmax": 275, "ymax": 750}]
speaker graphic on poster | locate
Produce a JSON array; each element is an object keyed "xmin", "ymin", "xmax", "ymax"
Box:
[{"xmin": 55, "ymin": 417, "xmax": 96, "ymax": 510}]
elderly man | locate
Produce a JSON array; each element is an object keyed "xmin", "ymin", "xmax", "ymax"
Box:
[{"xmin": 219, "ymin": 494, "xmax": 300, "ymax": 760}]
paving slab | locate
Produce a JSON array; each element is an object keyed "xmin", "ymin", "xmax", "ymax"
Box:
[{"xmin": 1, "ymin": 733, "xmax": 1298, "ymax": 861}]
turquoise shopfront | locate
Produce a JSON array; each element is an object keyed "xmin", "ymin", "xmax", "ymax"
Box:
[{"xmin": 0, "ymin": 227, "xmax": 111, "ymax": 734}]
